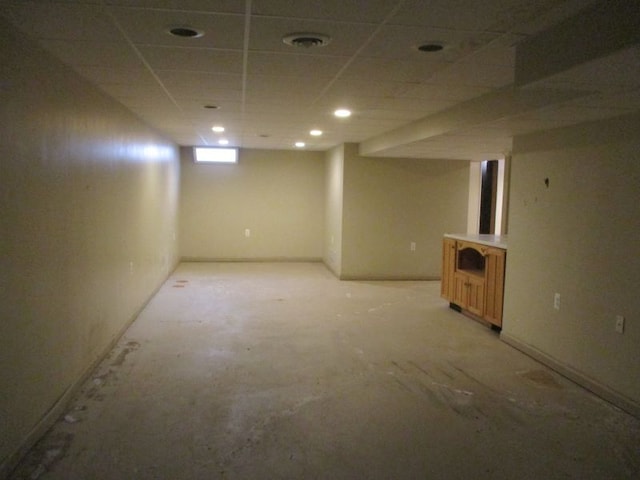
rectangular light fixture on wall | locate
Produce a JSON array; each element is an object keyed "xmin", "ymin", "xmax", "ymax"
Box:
[{"xmin": 193, "ymin": 147, "xmax": 238, "ymax": 163}]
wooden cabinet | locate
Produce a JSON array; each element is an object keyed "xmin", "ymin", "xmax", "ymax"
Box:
[
  {"xmin": 441, "ymin": 237, "xmax": 506, "ymax": 328},
  {"xmin": 441, "ymin": 237, "xmax": 456, "ymax": 299},
  {"xmin": 453, "ymin": 270, "xmax": 485, "ymax": 317},
  {"xmin": 483, "ymin": 247, "xmax": 506, "ymax": 326}
]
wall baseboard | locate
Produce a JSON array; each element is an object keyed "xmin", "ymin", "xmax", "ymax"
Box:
[
  {"xmin": 500, "ymin": 333, "xmax": 640, "ymax": 419},
  {"xmin": 0, "ymin": 262, "xmax": 179, "ymax": 480},
  {"xmin": 180, "ymin": 257, "xmax": 324, "ymax": 263},
  {"xmin": 339, "ymin": 274, "xmax": 440, "ymax": 281},
  {"xmin": 179, "ymin": 259, "xmax": 439, "ymax": 282}
]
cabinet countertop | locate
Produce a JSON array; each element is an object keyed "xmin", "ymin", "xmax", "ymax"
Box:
[{"xmin": 444, "ymin": 233, "xmax": 508, "ymax": 249}]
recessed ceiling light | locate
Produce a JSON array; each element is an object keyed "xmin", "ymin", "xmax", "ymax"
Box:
[
  {"xmin": 167, "ymin": 26, "xmax": 204, "ymax": 38},
  {"xmin": 334, "ymin": 109, "xmax": 351, "ymax": 118},
  {"xmin": 212, "ymin": 126, "xmax": 225, "ymax": 133},
  {"xmin": 418, "ymin": 42, "xmax": 445, "ymax": 52},
  {"xmin": 282, "ymin": 32, "xmax": 331, "ymax": 48},
  {"xmin": 310, "ymin": 129, "xmax": 323, "ymax": 136},
  {"xmin": 295, "ymin": 142, "xmax": 306, "ymax": 148},
  {"xmin": 218, "ymin": 139, "xmax": 229, "ymax": 145}
]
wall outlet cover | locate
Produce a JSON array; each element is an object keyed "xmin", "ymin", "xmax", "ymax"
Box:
[{"xmin": 553, "ymin": 293, "xmax": 561, "ymax": 310}]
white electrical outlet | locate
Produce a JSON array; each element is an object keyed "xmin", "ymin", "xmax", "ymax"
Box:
[
  {"xmin": 244, "ymin": 228, "xmax": 251, "ymax": 238},
  {"xmin": 553, "ymin": 293, "xmax": 561, "ymax": 310},
  {"xmin": 615, "ymin": 315, "xmax": 625, "ymax": 334},
  {"xmin": 410, "ymin": 242, "xmax": 416, "ymax": 251}
]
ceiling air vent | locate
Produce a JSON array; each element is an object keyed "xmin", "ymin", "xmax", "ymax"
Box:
[
  {"xmin": 282, "ymin": 33, "xmax": 331, "ymax": 48},
  {"xmin": 417, "ymin": 42, "xmax": 445, "ymax": 52},
  {"xmin": 167, "ymin": 26, "xmax": 204, "ymax": 38}
]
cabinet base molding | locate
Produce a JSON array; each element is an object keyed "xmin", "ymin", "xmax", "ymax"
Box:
[
  {"xmin": 449, "ymin": 302, "xmax": 462, "ymax": 312},
  {"xmin": 501, "ymin": 333, "xmax": 640, "ymax": 419},
  {"xmin": 449, "ymin": 302, "xmax": 501, "ymax": 331}
]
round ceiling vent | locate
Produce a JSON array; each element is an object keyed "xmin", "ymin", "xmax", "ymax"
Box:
[
  {"xmin": 167, "ymin": 26, "xmax": 204, "ymax": 38},
  {"xmin": 417, "ymin": 42, "xmax": 445, "ymax": 53},
  {"xmin": 282, "ymin": 32, "xmax": 331, "ymax": 48}
]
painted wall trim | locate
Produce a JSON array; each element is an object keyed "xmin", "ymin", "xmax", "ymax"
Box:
[
  {"xmin": 0, "ymin": 262, "xmax": 180, "ymax": 480},
  {"xmin": 501, "ymin": 333, "xmax": 640, "ymax": 419}
]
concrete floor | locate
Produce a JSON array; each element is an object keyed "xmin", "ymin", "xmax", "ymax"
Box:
[{"xmin": 10, "ymin": 262, "xmax": 640, "ymax": 479}]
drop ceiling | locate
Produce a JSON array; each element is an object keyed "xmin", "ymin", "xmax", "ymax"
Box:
[{"xmin": 1, "ymin": 0, "xmax": 639, "ymax": 160}]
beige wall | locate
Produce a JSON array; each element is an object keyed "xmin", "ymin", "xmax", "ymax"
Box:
[
  {"xmin": 323, "ymin": 145, "xmax": 344, "ymax": 276},
  {"xmin": 0, "ymin": 22, "xmax": 180, "ymax": 472},
  {"xmin": 340, "ymin": 144, "xmax": 468, "ymax": 279},
  {"xmin": 502, "ymin": 113, "xmax": 640, "ymax": 409},
  {"xmin": 179, "ymin": 148, "xmax": 325, "ymax": 261}
]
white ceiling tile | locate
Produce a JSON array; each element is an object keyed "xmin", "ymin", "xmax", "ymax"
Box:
[
  {"xmin": 390, "ymin": 0, "xmax": 512, "ymax": 30},
  {"xmin": 247, "ymin": 51, "xmax": 347, "ymax": 76},
  {"xmin": 344, "ymin": 56, "xmax": 452, "ymax": 83},
  {"xmin": 461, "ymin": 44, "xmax": 516, "ymax": 67},
  {"xmin": 311, "ymin": 96, "xmax": 385, "ymax": 116},
  {"xmin": 249, "ymin": 16, "xmax": 377, "ymax": 56},
  {"xmin": 2, "ymin": 0, "xmax": 636, "ymax": 154},
  {"xmin": 175, "ymin": 97, "xmax": 239, "ymax": 110},
  {"xmin": 138, "ymin": 46, "xmax": 244, "ymax": 73},
  {"xmin": 1, "ymin": 2, "xmax": 121, "ymax": 41},
  {"xmin": 111, "ymin": 8, "xmax": 246, "ymax": 50},
  {"xmin": 97, "ymin": 82, "xmax": 167, "ymax": 100},
  {"xmin": 156, "ymin": 71, "xmax": 243, "ymax": 99},
  {"xmin": 39, "ymin": 39, "xmax": 142, "ymax": 68},
  {"xmin": 361, "ymin": 24, "xmax": 499, "ymax": 61},
  {"xmin": 103, "ymin": 1, "xmax": 246, "ymax": 13},
  {"xmin": 250, "ymin": 0, "xmax": 396, "ymax": 23},
  {"xmin": 245, "ymin": 74, "xmax": 333, "ymax": 94},
  {"xmin": 75, "ymin": 66, "xmax": 155, "ymax": 85},
  {"xmin": 321, "ymin": 77, "xmax": 411, "ymax": 99},
  {"xmin": 428, "ymin": 62, "xmax": 515, "ymax": 88}
]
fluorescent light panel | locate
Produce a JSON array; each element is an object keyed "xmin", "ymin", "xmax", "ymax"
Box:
[{"xmin": 194, "ymin": 147, "xmax": 238, "ymax": 163}]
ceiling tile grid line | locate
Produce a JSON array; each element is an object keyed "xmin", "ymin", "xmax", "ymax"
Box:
[
  {"xmin": 0, "ymin": 0, "xmax": 637, "ymax": 157},
  {"xmin": 97, "ymin": 0, "xmax": 209, "ymax": 145},
  {"xmin": 310, "ymin": 0, "xmax": 410, "ymax": 105},
  {"xmin": 239, "ymin": 0, "xmax": 251, "ymax": 146}
]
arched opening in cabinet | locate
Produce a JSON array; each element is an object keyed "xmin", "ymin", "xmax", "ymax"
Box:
[{"xmin": 457, "ymin": 247, "xmax": 485, "ymax": 277}]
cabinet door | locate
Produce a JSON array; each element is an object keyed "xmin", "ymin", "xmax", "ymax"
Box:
[
  {"xmin": 484, "ymin": 248, "xmax": 506, "ymax": 327},
  {"xmin": 452, "ymin": 272, "xmax": 468, "ymax": 308},
  {"xmin": 441, "ymin": 238, "xmax": 456, "ymax": 300},
  {"xmin": 466, "ymin": 274, "xmax": 485, "ymax": 317}
]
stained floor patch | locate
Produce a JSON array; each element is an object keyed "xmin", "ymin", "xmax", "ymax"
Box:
[
  {"xmin": 520, "ymin": 369, "xmax": 562, "ymax": 388},
  {"xmin": 9, "ymin": 432, "xmax": 73, "ymax": 479}
]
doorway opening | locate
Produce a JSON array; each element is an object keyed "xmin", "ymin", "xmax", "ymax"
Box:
[
  {"xmin": 479, "ymin": 160, "xmax": 499, "ymax": 234},
  {"xmin": 467, "ymin": 158, "xmax": 508, "ymax": 236}
]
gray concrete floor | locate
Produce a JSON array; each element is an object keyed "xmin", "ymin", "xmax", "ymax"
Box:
[{"xmin": 10, "ymin": 262, "xmax": 640, "ymax": 479}]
